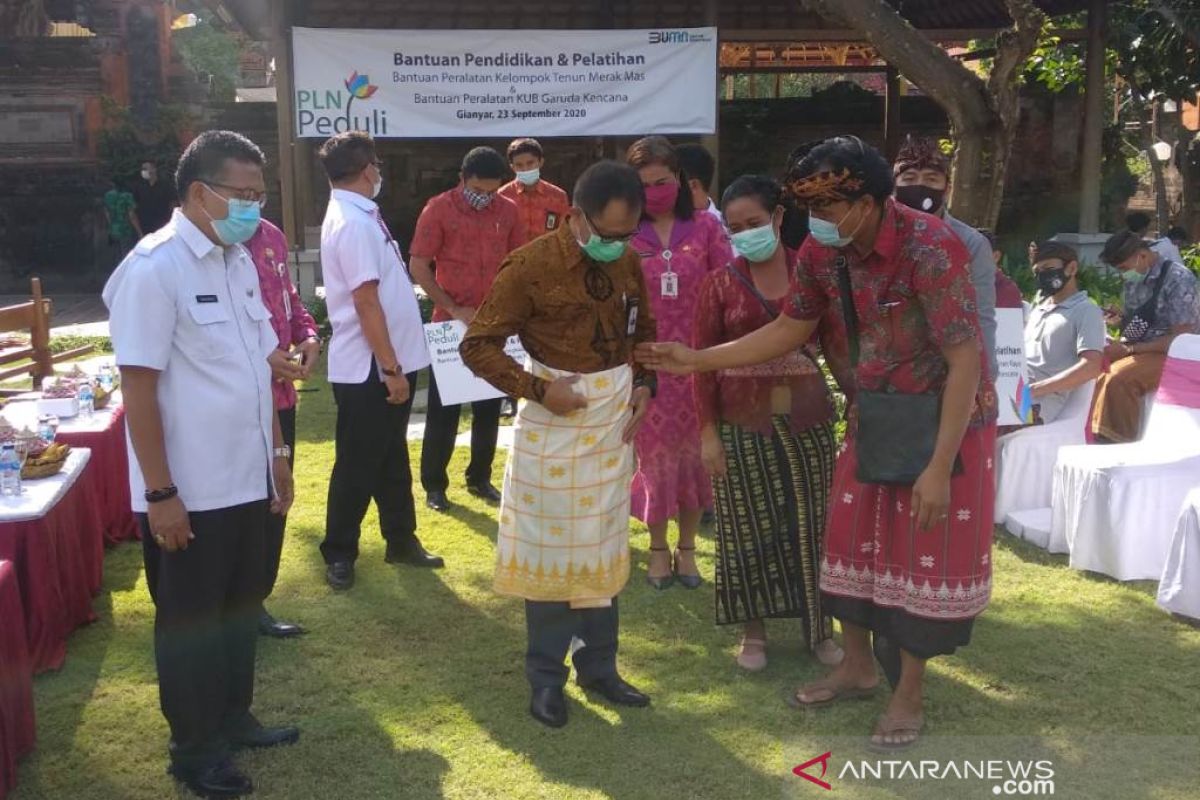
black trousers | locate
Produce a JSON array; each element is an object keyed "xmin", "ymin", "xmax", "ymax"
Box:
[
  {"xmin": 419, "ymin": 367, "xmax": 502, "ymax": 493},
  {"xmin": 263, "ymin": 406, "xmax": 296, "ymax": 601},
  {"xmin": 321, "ymin": 369, "xmax": 420, "ymax": 565},
  {"xmin": 140, "ymin": 500, "xmax": 268, "ymax": 772},
  {"xmin": 524, "ymin": 599, "xmax": 620, "ymax": 690}
]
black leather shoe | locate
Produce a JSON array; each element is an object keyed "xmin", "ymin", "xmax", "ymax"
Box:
[
  {"xmin": 426, "ymin": 491, "xmax": 453, "ymax": 512},
  {"xmin": 326, "ymin": 561, "xmax": 354, "ymax": 591},
  {"xmin": 169, "ymin": 759, "xmax": 253, "ymax": 798},
  {"xmin": 229, "ymin": 724, "xmax": 301, "ymax": 751},
  {"xmin": 258, "ymin": 610, "xmax": 306, "ymax": 639},
  {"xmin": 466, "ymin": 482, "xmax": 503, "ymax": 504},
  {"xmin": 578, "ymin": 675, "xmax": 651, "ymax": 707},
  {"xmin": 385, "ymin": 545, "xmax": 445, "ymax": 569},
  {"xmin": 530, "ymin": 687, "xmax": 568, "ymax": 728}
]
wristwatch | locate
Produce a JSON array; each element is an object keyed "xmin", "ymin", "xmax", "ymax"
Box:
[
  {"xmin": 145, "ymin": 485, "xmax": 179, "ymax": 504},
  {"xmin": 380, "ymin": 364, "xmax": 400, "ymax": 377},
  {"xmin": 274, "ymin": 445, "xmax": 292, "ymax": 460}
]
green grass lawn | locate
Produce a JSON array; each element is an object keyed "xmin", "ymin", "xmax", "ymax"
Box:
[{"xmin": 12, "ymin": 367, "xmax": 1200, "ymax": 799}]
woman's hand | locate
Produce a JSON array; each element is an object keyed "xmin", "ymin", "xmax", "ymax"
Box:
[
  {"xmin": 634, "ymin": 342, "xmax": 698, "ymax": 375},
  {"xmin": 910, "ymin": 463, "xmax": 952, "ymax": 531},
  {"xmin": 700, "ymin": 426, "xmax": 726, "ymax": 478}
]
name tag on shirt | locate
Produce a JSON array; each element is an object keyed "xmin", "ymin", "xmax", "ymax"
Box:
[
  {"xmin": 626, "ymin": 297, "xmax": 639, "ymax": 335},
  {"xmin": 195, "ymin": 295, "xmax": 219, "ymax": 304},
  {"xmin": 661, "ymin": 272, "xmax": 679, "ymax": 299},
  {"xmin": 546, "ymin": 212, "xmax": 558, "ymax": 230}
]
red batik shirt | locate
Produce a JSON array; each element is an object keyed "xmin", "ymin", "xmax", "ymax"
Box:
[
  {"xmin": 499, "ymin": 179, "xmax": 571, "ymax": 244},
  {"xmin": 785, "ymin": 199, "xmax": 997, "ymax": 427},
  {"xmin": 246, "ymin": 220, "xmax": 319, "ymax": 411},
  {"xmin": 410, "ymin": 186, "xmax": 526, "ymax": 322},
  {"xmin": 694, "ymin": 251, "xmax": 853, "ymax": 437}
]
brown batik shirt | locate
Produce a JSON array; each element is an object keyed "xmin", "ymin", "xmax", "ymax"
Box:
[{"xmin": 461, "ymin": 222, "xmax": 657, "ymax": 402}]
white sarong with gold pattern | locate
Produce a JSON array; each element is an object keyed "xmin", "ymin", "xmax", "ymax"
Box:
[{"xmin": 494, "ymin": 361, "xmax": 635, "ymax": 604}]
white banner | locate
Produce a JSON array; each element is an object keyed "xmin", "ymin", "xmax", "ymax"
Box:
[
  {"xmin": 995, "ymin": 308, "xmax": 1032, "ymax": 426},
  {"xmin": 424, "ymin": 320, "xmax": 527, "ymax": 406},
  {"xmin": 292, "ymin": 27, "xmax": 717, "ymax": 138}
]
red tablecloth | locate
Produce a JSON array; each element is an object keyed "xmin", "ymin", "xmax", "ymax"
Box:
[
  {"xmin": 0, "ymin": 457, "xmax": 101, "ymax": 674},
  {"xmin": 58, "ymin": 405, "xmax": 137, "ymax": 547},
  {"xmin": 0, "ymin": 560, "xmax": 35, "ymax": 800}
]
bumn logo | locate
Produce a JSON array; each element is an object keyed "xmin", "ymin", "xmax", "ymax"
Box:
[{"xmin": 648, "ymin": 30, "xmax": 690, "ymax": 44}]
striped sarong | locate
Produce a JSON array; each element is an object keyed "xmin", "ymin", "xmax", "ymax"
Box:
[{"xmin": 494, "ymin": 361, "xmax": 635, "ymax": 604}]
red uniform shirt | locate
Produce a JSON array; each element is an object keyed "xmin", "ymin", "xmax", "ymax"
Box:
[
  {"xmin": 498, "ymin": 179, "xmax": 570, "ymax": 244},
  {"xmin": 785, "ymin": 199, "xmax": 997, "ymax": 426},
  {"xmin": 410, "ymin": 187, "xmax": 526, "ymax": 322}
]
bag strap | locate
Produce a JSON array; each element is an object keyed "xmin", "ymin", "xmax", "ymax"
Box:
[
  {"xmin": 726, "ymin": 262, "xmax": 779, "ymax": 319},
  {"xmin": 834, "ymin": 255, "xmax": 861, "ymax": 367},
  {"xmin": 1120, "ymin": 259, "xmax": 1170, "ymax": 339}
]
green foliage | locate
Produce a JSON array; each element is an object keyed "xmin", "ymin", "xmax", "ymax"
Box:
[
  {"xmin": 1181, "ymin": 244, "xmax": 1200, "ymax": 277},
  {"xmin": 1024, "ymin": 34, "xmax": 1088, "ymax": 92},
  {"xmin": 303, "ymin": 295, "xmax": 331, "ymax": 340},
  {"xmin": 172, "ymin": 15, "xmax": 241, "ymax": 102},
  {"xmin": 96, "ymin": 97, "xmax": 189, "ymax": 188},
  {"xmin": 48, "ymin": 334, "xmax": 113, "ymax": 355}
]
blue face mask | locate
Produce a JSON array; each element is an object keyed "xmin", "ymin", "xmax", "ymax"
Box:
[
  {"xmin": 515, "ymin": 168, "xmax": 541, "ymax": 186},
  {"xmin": 203, "ymin": 184, "xmax": 261, "ymax": 245},
  {"xmin": 809, "ymin": 204, "xmax": 861, "ymax": 248},
  {"xmin": 730, "ymin": 221, "xmax": 780, "ymax": 263}
]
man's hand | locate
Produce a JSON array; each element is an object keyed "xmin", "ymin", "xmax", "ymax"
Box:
[
  {"xmin": 634, "ymin": 342, "xmax": 698, "ymax": 376},
  {"xmin": 268, "ymin": 348, "xmax": 305, "ymax": 384},
  {"xmin": 271, "ymin": 457, "xmax": 294, "ymax": 516},
  {"xmin": 298, "ymin": 337, "xmax": 322, "ymax": 379},
  {"xmin": 911, "ymin": 463, "xmax": 952, "ymax": 531},
  {"xmin": 1104, "ymin": 341, "xmax": 1131, "ymax": 361},
  {"xmin": 1029, "ymin": 380, "xmax": 1048, "ymax": 399},
  {"xmin": 384, "ymin": 373, "xmax": 410, "ymax": 405},
  {"xmin": 450, "ymin": 305, "xmax": 477, "ymax": 325},
  {"xmin": 541, "ymin": 375, "xmax": 588, "ymax": 416},
  {"xmin": 148, "ymin": 495, "xmax": 193, "ymax": 552},
  {"xmin": 621, "ymin": 385, "xmax": 652, "ymax": 443},
  {"xmin": 700, "ymin": 425, "xmax": 726, "ymax": 477}
]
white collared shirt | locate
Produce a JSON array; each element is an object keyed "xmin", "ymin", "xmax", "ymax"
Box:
[
  {"xmin": 103, "ymin": 210, "xmax": 276, "ymax": 513},
  {"xmin": 321, "ymin": 189, "xmax": 431, "ymax": 384}
]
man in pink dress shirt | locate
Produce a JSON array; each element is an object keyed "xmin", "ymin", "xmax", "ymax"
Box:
[{"xmin": 247, "ymin": 219, "xmax": 321, "ymax": 638}]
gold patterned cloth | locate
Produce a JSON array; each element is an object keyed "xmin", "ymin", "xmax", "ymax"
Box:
[{"xmin": 494, "ymin": 360, "xmax": 635, "ymax": 604}]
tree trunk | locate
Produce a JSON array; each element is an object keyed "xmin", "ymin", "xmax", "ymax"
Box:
[
  {"xmin": 1129, "ymin": 83, "xmax": 1171, "ymax": 233},
  {"xmin": 798, "ymin": 0, "xmax": 1044, "ymax": 229}
]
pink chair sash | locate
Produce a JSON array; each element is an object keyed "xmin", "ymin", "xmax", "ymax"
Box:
[{"xmin": 1157, "ymin": 356, "xmax": 1200, "ymax": 409}]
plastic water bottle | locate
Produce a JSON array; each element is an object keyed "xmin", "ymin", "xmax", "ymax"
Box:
[
  {"xmin": 78, "ymin": 381, "xmax": 94, "ymax": 418},
  {"xmin": 0, "ymin": 444, "xmax": 20, "ymax": 497},
  {"xmin": 98, "ymin": 365, "xmax": 114, "ymax": 393},
  {"xmin": 38, "ymin": 414, "xmax": 57, "ymax": 443}
]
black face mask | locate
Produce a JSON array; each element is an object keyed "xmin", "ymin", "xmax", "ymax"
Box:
[
  {"xmin": 895, "ymin": 184, "xmax": 946, "ymax": 215},
  {"xmin": 1036, "ymin": 266, "xmax": 1069, "ymax": 296}
]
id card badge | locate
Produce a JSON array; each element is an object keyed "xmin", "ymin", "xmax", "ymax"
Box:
[
  {"xmin": 660, "ymin": 271, "xmax": 679, "ymax": 298},
  {"xmin": 659, "ymin": 249, "xmax": 678, "ymax": 298},
  {"xmin": 626, "ymin": 297, "xmax": 639, "ymax": 336},
  {"xmin": 546, "ymin": 212, "xmax": 558, "ymax": 230}
]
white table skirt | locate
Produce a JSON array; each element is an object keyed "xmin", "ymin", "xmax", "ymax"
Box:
[{"xmin": 1158, "ymin": 488, "xmax": 1200, "ymax": 621}]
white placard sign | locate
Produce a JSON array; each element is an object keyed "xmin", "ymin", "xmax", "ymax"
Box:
[
  {"xmin": 994, "ymin": 308, "xmax": 1031, "ymax": 426},
  {"xmin": 292, "ymin": 26, "xmax": 717, "ymax": 138},
  {"xmin": 424, "ymin": 320, "xmax": 527, "ymax": 406}
]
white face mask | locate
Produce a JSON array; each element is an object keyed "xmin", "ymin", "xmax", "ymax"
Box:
[
  {"xmin": 516, "ymin": 168, "xmax": 540, "ymax": 186},
  {"xmin": 141, "ymin": 169, "xmax": 152, "ymax": 181},
  {"xmin": 371, "ymin": 175, "xmax": 383, "ymax": 199}
]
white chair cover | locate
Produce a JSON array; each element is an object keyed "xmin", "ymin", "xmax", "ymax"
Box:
[
  {"xmin": 1158, "ymin": 488, "xmax": 1200, "ymax": 621},
  {"xmin": 1004, "ymin": 507, "xmax": 1058, "ymax": 551},
  {"xmin": 1051, "ymin": 334, "xmax": 1200, "ymax": 581},
  {"xmin": 994, "ymin": 380, "xmax": 1094, "ymax": 525}
]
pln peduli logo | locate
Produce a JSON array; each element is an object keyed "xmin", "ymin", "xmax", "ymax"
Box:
[{"xmin": 296, "ymin": 70, "xmax": 388, "ymax": 137}]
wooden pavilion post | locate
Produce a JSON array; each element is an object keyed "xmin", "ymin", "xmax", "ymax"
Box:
[{"xmin": 1078, "ymin": 0, "xmax": 1107, "ymax": 234}]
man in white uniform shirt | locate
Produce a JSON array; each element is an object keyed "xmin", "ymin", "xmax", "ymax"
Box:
[
  {"xmin": 317, "ymin": 131, "xmax": 438, "ymax": 592},
  {"xmin": 104, "ymin": 130, "xmax": 298, "ymax": 799}
]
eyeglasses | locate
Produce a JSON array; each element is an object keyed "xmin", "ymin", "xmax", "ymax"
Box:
[
  {"xmin": 206, "ymin": 182, "xmax": 268, "ymax": 208},
  {"xmin": 583, "ymin": 212, "xmax": 638, "ymax": 244}
]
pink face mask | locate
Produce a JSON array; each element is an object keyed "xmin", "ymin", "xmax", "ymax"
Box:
[{"xmin": 643, "ymin": 182, "xmax": 679, "ymax": 216}]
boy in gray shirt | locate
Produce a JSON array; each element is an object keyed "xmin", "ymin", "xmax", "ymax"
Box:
[{"xmin": 1025, "ymin": 241, "xmax": 1106, "ymax": 423}]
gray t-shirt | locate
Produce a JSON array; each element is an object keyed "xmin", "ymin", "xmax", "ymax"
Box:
[
  {"xmin": 1025, "ymin": 291, "xmax": 1106, "ymax": 423},
  {"xmin": 945, "ymin": 214, "xmax": 998, "ymax": 380}
]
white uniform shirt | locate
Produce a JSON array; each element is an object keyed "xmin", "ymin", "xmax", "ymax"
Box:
[
  {"xmin": 1152, "ymin": 237, "xmax": 1184, "ymax": 265},
  {"xmin": 103, "ymin": 210, "xmax": 277, "ymax": 513},
  {"xmin": 321, "ymin": 189, "xmax": 431, "ymax": 384}
]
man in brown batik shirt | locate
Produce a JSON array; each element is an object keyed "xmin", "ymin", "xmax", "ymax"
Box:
[{"xmin": 461, "ymin": 160, "xmax": 657, "ymax": 729}]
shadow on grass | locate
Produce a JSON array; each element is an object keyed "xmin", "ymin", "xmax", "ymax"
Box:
[{"xmin": 994, "ymin": 528, "xmax": 1161, "ymax": 597}]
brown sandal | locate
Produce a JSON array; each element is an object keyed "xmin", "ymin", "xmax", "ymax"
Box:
[
  {"xmin": 787, "ymin": 676, "xmax": 878, "ymax": 709},
  {"xmin": 869, "ymin": 713, "xmax": 925, "ymax": 752}
]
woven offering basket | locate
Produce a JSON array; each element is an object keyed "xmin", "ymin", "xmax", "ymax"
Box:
[
  {"xmin": 94, "ymin": 385, "xmax": 113, "ymax": 410},
  {"xmin": 22, "ymin": 442, "xmax": 70, "ymax": 480}
]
